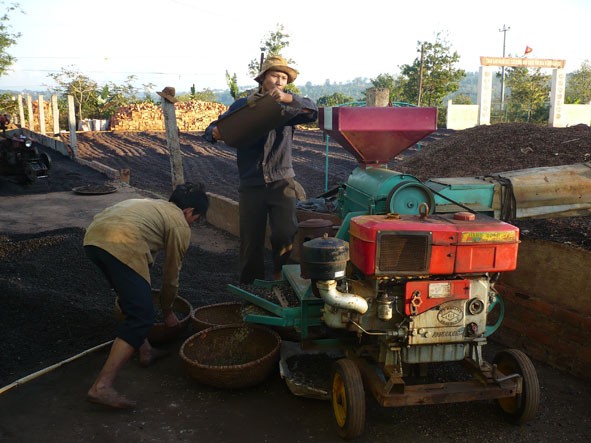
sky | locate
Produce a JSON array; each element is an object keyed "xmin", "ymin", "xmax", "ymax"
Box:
[{"xmin": 0, "ymin": 0, "xmax": 589, "ymax": 93}]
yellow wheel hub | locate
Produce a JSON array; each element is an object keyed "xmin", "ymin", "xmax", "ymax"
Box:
[{"xmin": 332, "ymin": 372, "xmax": 347, "ymax": 427}]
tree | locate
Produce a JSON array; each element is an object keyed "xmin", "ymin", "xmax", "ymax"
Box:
[
  {"xmin": 0, "ymin": 2, "xmax": 22, "ymax": 77},
  {"xmin": 247, "ymin": 23, "xmax": 292, "ymax": 79},
  {"xmin": 184, "ymin": 87, "xmax": 216, "ymax": 102},
  {"xmin": 504, "ymin": 66, "xmax": 550, "ymax": 122},
  {"xmin": 566, "ymin": 60, "xmax": 591, "ymax": 104},
  {"xmin": 97, "ymin": 75, "xmax": 149, "ymax": 118},
  {"xmin": 48, "ymin": 66, "xmax": 98, "ymax": 121},
  {"xmin": 449, "ymin": 93, "xmax": 472, "ymax": 105},
  {"xmin": 317, "ymin": 92, "xmax": 354, "ymax": 106},
  {"xmin": 0, "ymin": 91, "xmax": 17, "ymax": 116},
  {"xmin": 225, "ymin": 70, "xmax": 239, "ymax": 99},
  {"xmin": 368, "ymin": 73, "xmax": 406, "ymax": 104},
  {"xmin": 399, "ymin": 32, "xmax": 465, "ymax": 109}
]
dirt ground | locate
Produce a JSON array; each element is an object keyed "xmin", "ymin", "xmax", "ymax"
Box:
[{"xmin": 1, "ymin": 123, "xmax": 590, "ymax": 442}]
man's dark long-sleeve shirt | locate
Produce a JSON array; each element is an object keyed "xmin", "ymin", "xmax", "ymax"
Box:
[{"xmin": 204, "ymin": 94, "xmax": 318, "ymax": 187}]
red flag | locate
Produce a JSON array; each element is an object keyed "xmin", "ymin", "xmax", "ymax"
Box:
[{"xmin": 524, "ymin": 46, "xmax": 533, "ymax": 55}]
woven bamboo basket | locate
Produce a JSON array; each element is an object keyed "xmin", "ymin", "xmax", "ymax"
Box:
[
  {"xmin": 179, "ymin": 324, "xmax": 281, "ymax": 389},
  {"xmin": 115, "ymin": 289, "xmax": 192, "ymax": 344},
  {"xmin": 190, "ymin": 301, "xmax": 245, "ymax": 332}
]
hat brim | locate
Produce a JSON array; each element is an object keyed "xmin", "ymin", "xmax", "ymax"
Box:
[
  {"xmin": 157, "ymin": 91, "xmax": 178, "ymax": 103},
  {"xmin": 255, "ymin": 66, "xmax": 298, "ymax": 84}
]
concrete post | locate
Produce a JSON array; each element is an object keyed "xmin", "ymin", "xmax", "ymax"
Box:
[
  {"xmin": 17, "ymin": 94, "xmax": 25, "ymax": 128},
  {"xmin": 477, "ymin": 66, "xmax": 492, "ymax": 125},
  {"xmin": 549, "ymin": 68, "xmax": 566, "ymax": 128},
  {"xmin": 38, "ymin": 95, "xmax": 46, "ymax": 135},
  {"xmin": 26, "ymin": 95, "xmax": 34, "ymax": 131},
  {"xmin": 67, "ymin": 95, "xmax": 77, "ymax": 157},
  {"xmin": 51, "ymin": 95, "xmax": 60, "ymax": 136}
]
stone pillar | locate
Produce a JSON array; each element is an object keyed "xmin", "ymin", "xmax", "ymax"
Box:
[
  {"xmin": 477, "ymin": 66, "xmax": 492, "ymax": 125},
  {"xmin": 549, "ymin": 68, "xmax": 566, "ymax": 127},
  {"xmin": 366, "ymin": 88, "xmax": 390, "ymax": 107}
]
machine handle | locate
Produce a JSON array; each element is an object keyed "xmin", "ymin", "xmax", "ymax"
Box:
[{"xmin": 419, "ymin": 202, "xmax": 430, "ymax": 218}]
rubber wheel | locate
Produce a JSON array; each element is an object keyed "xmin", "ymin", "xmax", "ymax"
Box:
[
  {"xmin": 23, "ymin": 163, "xmax": 37, "ymax": 183},
  {"xmin": 331, "ymin": 358, "xmax": 365, "ymax": 439},
  {"xmin": 40, "ymin": 152, "xmax": 52, "ymax": 171},
  {"xmin": 493, "ymin": 349, "xmax": 540, "ymax": 423}
]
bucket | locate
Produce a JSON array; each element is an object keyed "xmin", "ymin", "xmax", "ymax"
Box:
[{"xmin": 291, "ymin": 218, "xmax": 334, "ymax": 263}]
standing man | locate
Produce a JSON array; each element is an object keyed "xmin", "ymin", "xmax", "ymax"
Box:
[
  {"xmin": 205, "ymin": 55, "xmax": 318, "ymax": 283},
  {"xmin": 83, "ymin": 182, "xmax": 209, "ymax": 409}
]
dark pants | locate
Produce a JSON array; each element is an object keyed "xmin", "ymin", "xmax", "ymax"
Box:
[
  {"xmin": 84, "ymin": 245, "xmax": 153, "ymax": 350},
  {"xmin": 239, "ymin": 178, "xmax": 298, "ymax": 284}
]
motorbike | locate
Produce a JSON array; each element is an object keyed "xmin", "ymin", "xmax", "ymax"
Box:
[{"xmin": 0, "ymin": 132, "xmax": 52, "ymax": 184}]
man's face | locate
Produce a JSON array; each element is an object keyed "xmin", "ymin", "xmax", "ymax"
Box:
[{"xmin": 261, "ymin": 70, "xmax": 289, "ymax": 92}]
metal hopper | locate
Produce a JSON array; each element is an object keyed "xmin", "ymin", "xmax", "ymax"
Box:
[{"xmin": 318, "ymin": 106, "xmax": 438, "ymax": 166}]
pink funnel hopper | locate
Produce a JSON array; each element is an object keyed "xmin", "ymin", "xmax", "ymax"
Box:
[{"xmin": 318, "ymin": 107, "xmax": 438, "ymax": 166}]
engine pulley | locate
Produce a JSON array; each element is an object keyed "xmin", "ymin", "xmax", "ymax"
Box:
[{"xmin": 386, "ymin": 181, "xmax": 435, "ymax": 215}]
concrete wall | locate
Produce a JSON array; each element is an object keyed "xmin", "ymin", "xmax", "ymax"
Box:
[
  {"xmin": 561, "ymin": 103, "xmax": 591, "ymax": 127},
  {"xmin": 205, "ymin": 193, "xmax": 239, "ymax": 238},
  {"xmin": 446, "ymin": 100, "xmax": 479, "ymax": 130},
  {"xmin": 445, "ymin": 101, "xmax": 591, "ymax": 129}
]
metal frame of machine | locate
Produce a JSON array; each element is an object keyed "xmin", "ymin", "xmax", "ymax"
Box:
[
  {"xmin": 228, "ymin": 106, "xmax": 540, "ymax": 439},
  {"xmin": 0, "ymin": 131, "xmax": 51, "ymax": 184}
]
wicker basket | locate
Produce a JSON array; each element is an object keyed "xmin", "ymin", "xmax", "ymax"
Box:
[
  {"xmin": 180, "ymin": 324, "xmax": 281, "ymax": 389},
  {"xmin": 190, "ymin": 302, "xmax": 245, "ymax": 332},
  {"xmin": 115, "ymin": 289, "xmax": 193, "ymax": 344}
]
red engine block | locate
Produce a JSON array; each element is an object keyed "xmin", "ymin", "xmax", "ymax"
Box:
[{"xmin": 349, "ymin": 212, "xmax": 519, "ymax": 276}]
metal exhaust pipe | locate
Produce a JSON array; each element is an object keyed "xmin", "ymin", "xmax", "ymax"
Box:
[{"xmin": 316, "ymin": 280, "xmax": 368, "ymax": 314}]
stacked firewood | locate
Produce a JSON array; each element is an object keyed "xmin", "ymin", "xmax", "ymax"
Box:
[{"xmin": 110, "ymin": 101, "xmax": 228, "ymax": 131}]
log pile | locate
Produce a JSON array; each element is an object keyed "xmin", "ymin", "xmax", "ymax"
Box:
[{"xmin": 110, "ymin": 100, "xmax": 228, "ymax": 132}]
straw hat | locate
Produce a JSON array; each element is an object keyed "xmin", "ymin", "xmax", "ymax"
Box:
[
  {"xmin": 254, "ymin": 55, "xmax": 298, "ymax": 84},
  {"xmin": 157, "ymin": 86, "xmax": 178, "ymax": 103}
]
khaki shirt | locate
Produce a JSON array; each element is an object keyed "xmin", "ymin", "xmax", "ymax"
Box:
[{"xmin": 83, "ymin": 198, "xmax": 191, "ymax": 309}]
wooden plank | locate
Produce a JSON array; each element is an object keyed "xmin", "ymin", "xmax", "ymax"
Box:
[{"xmin": 161, "ymin": 97, "xmax": 184, "ymax": 189}]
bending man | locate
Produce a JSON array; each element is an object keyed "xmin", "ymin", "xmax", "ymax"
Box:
[{"xmin": 83, "ymin": 182, "xmax": 209, "ymax": 408}]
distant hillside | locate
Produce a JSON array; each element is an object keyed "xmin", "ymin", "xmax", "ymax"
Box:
[
  {"xmin": 1, "ymin": 71, "xmax": 503, "ymax": 107},
  {"xmin": 215, "ymin": 72, "xmax": 504, "ymax": 106}
]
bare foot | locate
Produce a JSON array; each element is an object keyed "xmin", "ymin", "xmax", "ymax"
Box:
[
  {"xmin": 139, "ymin": 348, "xmax": 170, "ymax": 367},
  {"xmin": 87, "ymin": 386, "xmax": 136, "ymax": 409}
]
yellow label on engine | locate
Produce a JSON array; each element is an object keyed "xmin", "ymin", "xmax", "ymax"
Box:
[{"xmin": 461, "ymin": 231, "xmax": 516, "ymax": 242}]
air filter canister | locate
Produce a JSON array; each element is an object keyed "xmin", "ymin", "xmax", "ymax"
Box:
[{"xmin": 300, "ymin": 235, "xmax": 349, "ymax": 280}]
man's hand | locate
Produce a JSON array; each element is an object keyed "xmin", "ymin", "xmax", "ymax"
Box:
[
  {"xmin": 268, "ymin": 88, "xmax": 293, "ymax": 104},
  {"xmin": 212, "ymin": 126, "xmax": 222, "ymax": 141}
]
